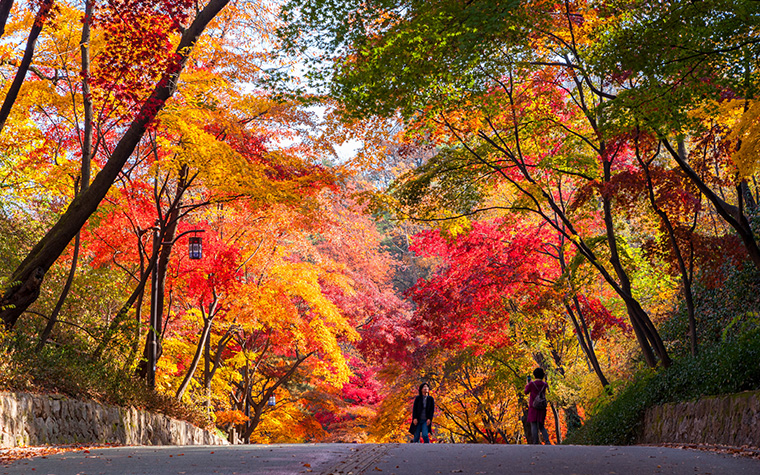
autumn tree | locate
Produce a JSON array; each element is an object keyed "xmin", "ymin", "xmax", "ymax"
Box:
[
  {"xmin": 279, "ymin": 0, "xmax": 680, "ymax": 368},
  {"xmin": 1, "ymin": 0, "xmax": 233, "ymax": 329},
  {"xmin": 590, "ymin": 1, "xmax": 760, "ymax": 271}
]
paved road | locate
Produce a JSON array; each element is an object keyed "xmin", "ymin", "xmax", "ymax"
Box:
[{"xmin": 2, "ymin": 443, "xmax": 758, "ymax": 475}]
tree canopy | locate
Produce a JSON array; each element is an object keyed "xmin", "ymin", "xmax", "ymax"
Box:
[{"xmin": 1, "ymin": 0, "xmax": 759, "ymax": 444}]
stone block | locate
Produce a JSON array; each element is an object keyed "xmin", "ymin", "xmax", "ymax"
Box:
[
  {"xmin": 641, "ymin": 390, "xmax": 760, "ymax": 448},
  {"xmin": 0, "ymin": 392, "xmax": 227, "ymax": 447}
]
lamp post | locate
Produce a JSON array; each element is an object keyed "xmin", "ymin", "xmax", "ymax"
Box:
[
  {"xmin": 146, "ymin": 227, "xmax": 205, "ymax": 389},
  {"xmin": 147, "ymin": 226, "xmax": 160, "ymax": 389}
]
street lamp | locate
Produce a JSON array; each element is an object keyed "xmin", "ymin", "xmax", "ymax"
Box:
[
  {"xmin": 189, "ymin": 233, "xmax": 203, "ymax": 260},
  {"xmin": 147, "ymin": 227, "xmax": 205, "ymax": 389}
]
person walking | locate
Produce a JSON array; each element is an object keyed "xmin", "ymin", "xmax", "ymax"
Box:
[
  {"xmin": 410, "ymin": 382, "xmax": 434, "ymax": 443},
  {"xmin": 525, "ymin": 368, "xmax": 551, "ymax": 445}
]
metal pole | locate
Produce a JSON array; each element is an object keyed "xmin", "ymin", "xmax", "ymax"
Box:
[{"xmin": 147, "ymin": 227, "xmax": 158, "ymax": 389}]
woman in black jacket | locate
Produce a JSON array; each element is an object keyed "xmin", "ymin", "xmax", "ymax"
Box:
[{"xmin": 410, "ymin": 382, "xmax": 434, "ymax": 443}]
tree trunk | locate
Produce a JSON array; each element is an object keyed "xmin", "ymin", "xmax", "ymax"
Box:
[
  {"xmin": 36, "ymin": 3, "xmax": 94, "ymax": 351},
  {"xmin": 602, "ymin": 154, "xmax": 671, "ymax": 367},
  {"xmin": 550, "ymin": 402, "xmax": 561, "ymax": 444},
  {"xmin": 637, "ymin": 140, "xmax": 698, "ymax": 356},
  {"xmin": 481, "ymin": 407, "xmax": 509, "ymax": 444},
  {"xmin": 134, "ymin": 168, "xmax": 191, "ymax": 375},
  {"xmin": 565, "ymin": 300, "xmax": 609, "ymax": 387},
  {"xmin": 205, "ymin": 325, "xmax": 235, "ymax": 389},
  {"xmin": 0, "ymin": 0, "xmax": 54, "ymax": 133},
  {"xmin": 93, "ymin": 230, "xmax": 161, "ymax": 360},
  {"xmin": 518, "ymin": 391, "xmax": 531, "ymax": 444},
  {"xmin": 176, "ymin": 295, "xmax": 218, "ymax": 400},
  {"xmin": 79, "ymin": 0, "xmax": 94, "ymax": 193},
  {"xmin": 0, "ymin": 0, "xmax": 14, "ymax": 39},
  {"xmin": 662, "ymin": 137, "xmax": 760, "ymax": 271},
  {"xmin": 144, "ymin": 165, "xmax": 190, "ymax": 376},
  {"xmin": 556, "ymin": 236, "xmax": 610, "ymax": 387},
  {"xmin": 35, "ymin": 233, "xmax": 80, "ymax": 351},
  {"xmin": 0, "ymin": 0, "xmax": 231, "ymax": 330},
  {"xmin": 239, "ymin": 352, "xmax": 313, "ymax": 442}
]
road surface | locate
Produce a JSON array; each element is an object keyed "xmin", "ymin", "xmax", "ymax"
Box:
[{"xmin": 2, "ymin": 443, "xmax": 758, "ymax": 474}]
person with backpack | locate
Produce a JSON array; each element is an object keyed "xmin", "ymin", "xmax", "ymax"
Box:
[{"xmin": 525, "ymin": 368, "xmax": 551, "ymax": 445}]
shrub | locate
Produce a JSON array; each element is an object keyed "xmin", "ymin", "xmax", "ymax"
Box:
[
  {"xmin": 660, "ymin": 264, "xmax": 760, "ymax": 358},
  {"xmin": 564, "ymin": 329, "xmax": 760, "ymax": 445}
]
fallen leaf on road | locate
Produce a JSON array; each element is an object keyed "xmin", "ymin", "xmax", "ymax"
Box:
[
  {"xmin": 1, "ymin": 445, "xmax": 116, "ymax": 465},
  {"xmin": 651, "ymin": 443, "xmax": 760, "ymax": 460}
]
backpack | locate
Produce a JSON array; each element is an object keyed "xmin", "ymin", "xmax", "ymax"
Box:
[{"xmin": 532, "ymin": 382, "xmax": 547, "ymax": 410}]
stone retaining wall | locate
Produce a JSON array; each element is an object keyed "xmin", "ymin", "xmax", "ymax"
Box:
[
  {"xmin": 639, "ymin": 390, "xmax": 760, "ymax": 448},
  {"xmin": 0, "ymin": 392, "xmax": 228, "ymax": 447}
]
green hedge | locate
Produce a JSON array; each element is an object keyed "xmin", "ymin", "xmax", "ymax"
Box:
[{"xmin": 564, "ymin": 329, "xmax": 760, "ymax": 445}]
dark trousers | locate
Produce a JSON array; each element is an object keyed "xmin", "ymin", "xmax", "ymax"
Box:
[
  {"xmin": 413, "ymin": 422, "xmax": 430, "ymax": 443},
  {"xmin": 530, "ymin": 420, "xmax": 550, "ymax": 444}
]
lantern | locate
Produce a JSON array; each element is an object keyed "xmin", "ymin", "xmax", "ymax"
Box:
[
  {"xmin": 268, "ymin": 395, "xmax": 276, "ymax": 406},
  {"xmin": 189, "ymin": 235, "xmax": 202, "ymax": 260}
]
